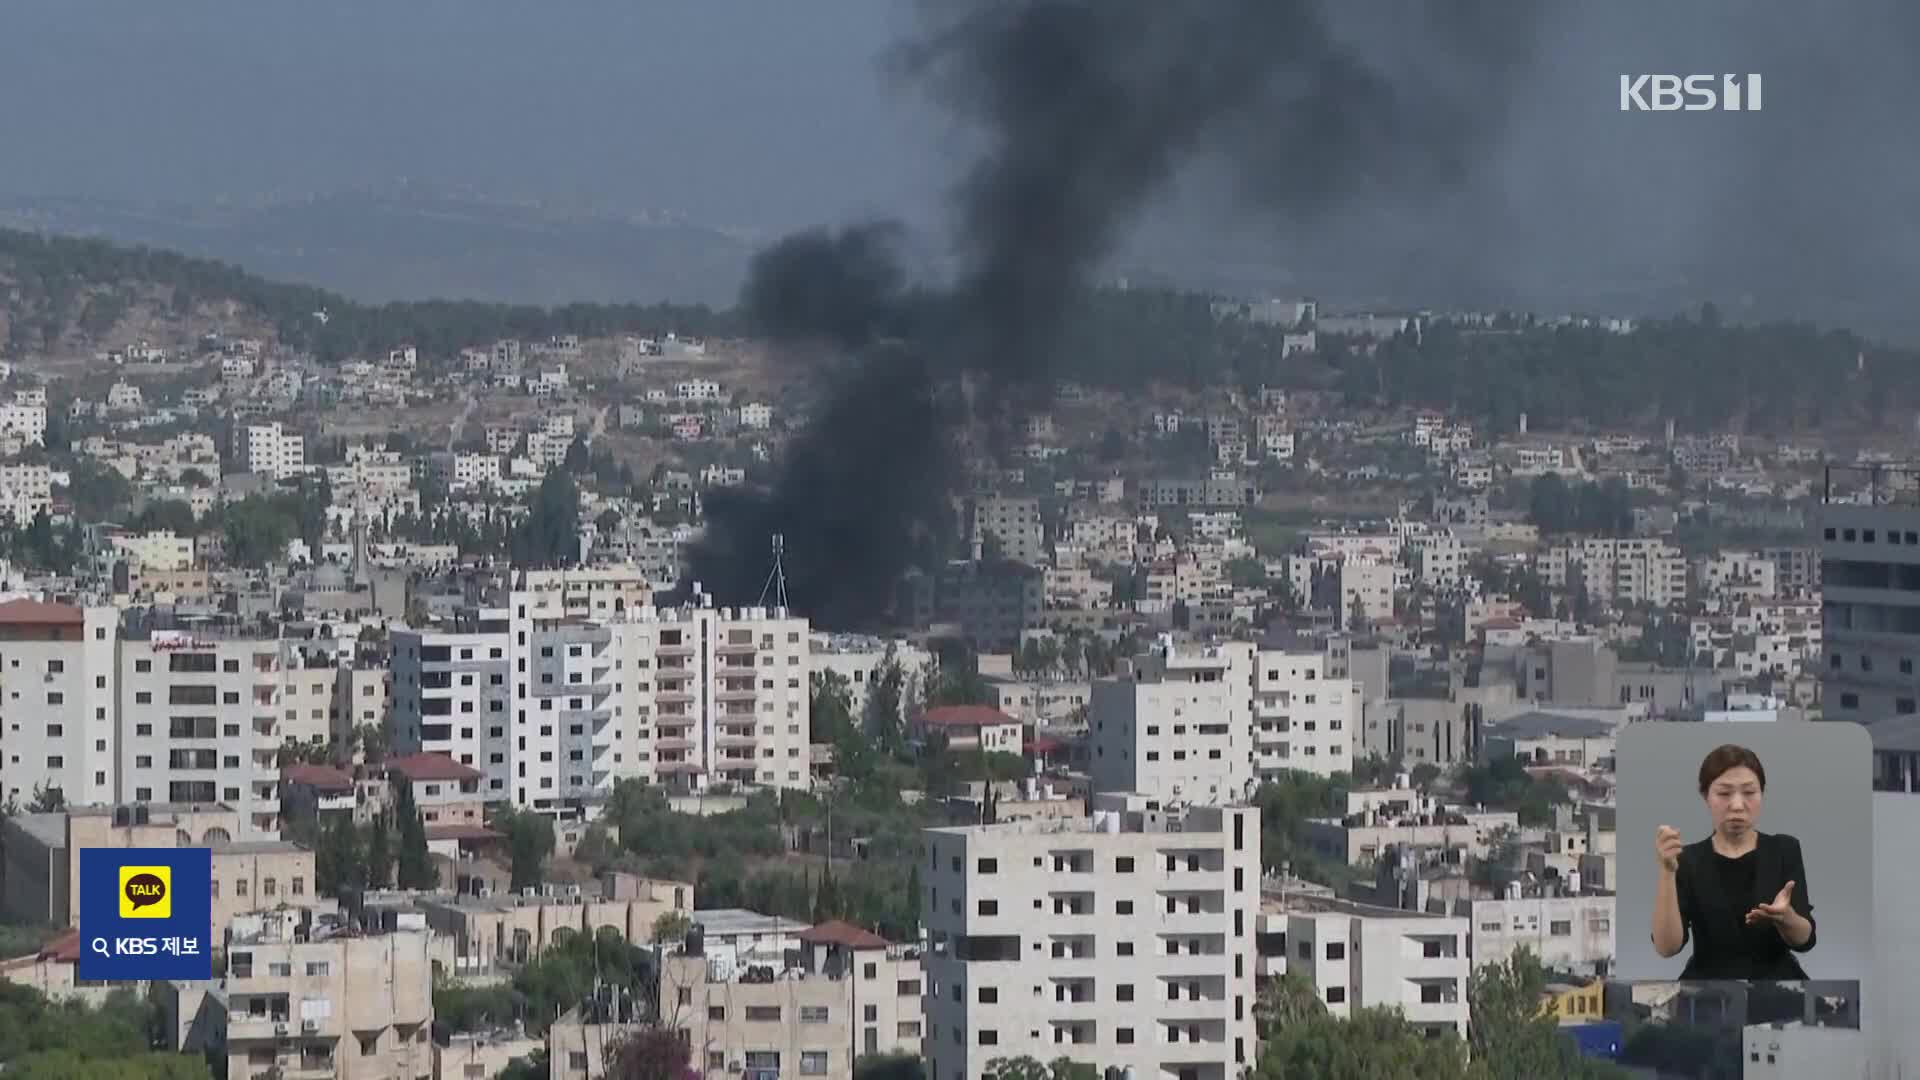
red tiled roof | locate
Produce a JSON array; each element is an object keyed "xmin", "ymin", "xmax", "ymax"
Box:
[
  {"xmin": 0, "ymin": 599, "xmax": 84, "ymax": 626},
  {"xmin": 383, "ymin": 752, "xmax": 483, "ymax": 783},
  {"xmin": 282, "ymin": 764, "xmax": 354, "ymax": 791},
  {"xmin": 921, "ymin": 705, "xmax": 1018, "ymax": 730},
  {"xmin": 799, "ymin": 919, "xmax": 890, "ymax": 950},
  {"xmin": 0, "ymin": 928, "xmax": 82, "ymax": 966}
]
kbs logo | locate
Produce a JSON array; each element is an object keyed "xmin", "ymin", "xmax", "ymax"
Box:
[
  {"xmin": 1620, "ymin": 74, "xmax": 1762, "ymax": 112},
  {"xmin": 118, "ymin": 865, "xmax": 172, "ymax": 919}
]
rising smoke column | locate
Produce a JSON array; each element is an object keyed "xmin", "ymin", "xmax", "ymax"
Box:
[{"xmin": 687, "ymin": 0, "xmax": 1540, "ymax": 629}]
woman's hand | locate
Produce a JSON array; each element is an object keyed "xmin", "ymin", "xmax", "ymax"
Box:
[
  {"xmin": 1655, "ymin": 824, "xmax": 1683, "ymax": 874},
  {"xmin": 1744, "ymin": 881, "xmax": 1796, "ymax": 927}
]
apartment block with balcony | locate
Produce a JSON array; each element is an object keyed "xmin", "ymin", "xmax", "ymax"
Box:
[
  {"xmin": 390, "ymin": 618, "xmax": 513, "ymax": 803},
  {"xmin": 217, "ymin": 910, "xmax": 432, "ymax": 1080},
  {"xmin": 611, "ymin": 600, "xmax": 811, "ymax": 794},
  {"xmin": 1469, "ymin": 895, "xmax": 1616, "ymax": 977},
  {"xmin": 922, "ymin": 795, "xmax": 1260, "ymax": 1080},
  {"xmin": 1090, "ymin": 642, "xmax": 1255, "ymax": 806},
  {"xmin": 119, "ymin": 631, "xmax": 287, "ymax": 838},
  {"xmin": 973, "ymin": 496, "xmax": 1046, "ymax": 568},
  {"xmin": 0, "ymin": 600, "xmax": 118, "ymax": 807},
  {"xmin": 1255, "ymin": 895, "xmax": 1470, "ymax": 1038},
  {"xmin": 662, "ymin": 920, "xmax": 923, "ymax": 1078},
  {"xmin": 1818, "ymin": 472, "xmax": 1920, "ymax": 721},
  {"xmin": 1252, "ymin": 649, "xmax": 1358, "ymax": 780}
]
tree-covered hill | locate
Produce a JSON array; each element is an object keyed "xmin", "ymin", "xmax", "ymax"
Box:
[
  {"xmin": 0, "ymin": 227, "xmax": 734, "ymax": 363},
  {"xmin": 3, "ymin": 223, "xmax": 1914, "ymax": 435}
]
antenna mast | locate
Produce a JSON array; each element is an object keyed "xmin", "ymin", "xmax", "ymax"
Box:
[{"xmin": 758, "ymin": 533, "xmax": 789, "ymax": 609}]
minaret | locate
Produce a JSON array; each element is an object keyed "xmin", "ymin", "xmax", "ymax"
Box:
[{"xmin": 350, "ymin": 501, "xmax": 371, "ymax": 590}]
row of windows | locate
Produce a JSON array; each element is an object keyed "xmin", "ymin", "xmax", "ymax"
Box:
[{"xmin": 965, "ymin": 854, "xmax": 1238, "ymax": 875}]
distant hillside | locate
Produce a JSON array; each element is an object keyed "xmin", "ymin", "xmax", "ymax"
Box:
[
  {"xmin": 0, "ymin": 226, "xmax": 736, "ymax": 364},
  {"xmin": 0, "ymin": 190, "xmax": 757, "ymax": 308},
  {"xmin": 0, "ymin": 222, "xmax": 1912, "ymax": 437}
]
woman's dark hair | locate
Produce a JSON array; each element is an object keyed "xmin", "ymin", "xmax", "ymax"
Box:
[{"xmin": 1697, "ymin": 744, "xmax": 1767, "ymax": 795}]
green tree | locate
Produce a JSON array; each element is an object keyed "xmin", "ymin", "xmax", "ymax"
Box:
[
  {"xmin": 863, "ymin": 653, "xmax": 908, "ymax": 755},
  {"xmin": 364, "ymin": 812, "xmax": 394, "ymax": 889},
  {"xmin": 650, "ymin": 910, "xmax": 693, "ymax": 945},
  {"xmin": 496, "ymin": 806, "xmax": 557, "ymax": 891},
  {"xmin": 510, "ymin": 470, "xmax": 582, "ymax": 568},
  {"xmin": 982, "ymin": 1058, "xmax": 1097, "ymax": 1080},
  {"xmin": 855, "ymin": 1054, "xmax": 926, "ymax": 1080},
  {"xmin": 604, "ymin": 1025, "xmax": 692, "ymax": 1080},
  {"xmin": 315, "ymin": 813, "xmax": 364, "ymax": 895},
  {"xmin": 393, "ymin": 784, "xmax": 437, "ymax": 890},
  {"xmin": 1256, "ymin": 1006, "xmax": 1474, "ymax": 1080}
]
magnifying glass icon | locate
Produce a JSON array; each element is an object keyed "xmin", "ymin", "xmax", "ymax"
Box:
[{"xmin": 90, "ymin": 937, "xmax": 110, "ymax": 957}]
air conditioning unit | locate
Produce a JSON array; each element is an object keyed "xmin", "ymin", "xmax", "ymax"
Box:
[
  {"xmin": 302, "ymin": 1020, "xmax": 318, "ymax": 1033},
  {"xmin": 273, "ymin": 1023, "xmax": 289, "ymax": 1036}
]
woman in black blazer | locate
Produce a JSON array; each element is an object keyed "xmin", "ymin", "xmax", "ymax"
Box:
[{"xmin": 1649, "ymin": 744, "xmax": 1816, "ymax": 980}]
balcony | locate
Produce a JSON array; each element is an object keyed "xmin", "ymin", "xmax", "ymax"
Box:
[
  {"xmin": 715, "ymin": 686, "xmax": 758, "ymax": 704},
  {"xmin": 227, "ymin": 1015, "xmax": 294, "ymax": 1041},
  {"xmin": 656, "ymin": 641, "xmax": 695, "ymax": 657},
  {"xmin": 655, "ymin": 738, "xmax": 697, "ymax": 752},
  {"xmin": 715, "ymin": 640, "xmax": 758, "ymax": 656}
]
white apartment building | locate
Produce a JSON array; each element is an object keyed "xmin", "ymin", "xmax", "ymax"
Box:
[
  {"xmin": 119, "ymin": 629, "xmax": 287, "ymax": 838},
  {"xmin": 1258, "ymin": 896, "xmax": 1470, "ymax": 1038},
  {"xmin": 1541, "ymin": 539, "xmax": 1688, "ymax": 610},
  {"xmin": 0, "ymin": 463, "xmax": 52, "ymax": 527},
  {"xmin": 974, "ymin": 496, "xmax": 1046, "ymax": 567},
  {"xmin": 1414, "ymin": 532, "xmax": 1468, "ymax": 592},
  {"xmin": 1470, "ymin": 895, "xmax": 1615, "ymax": 977},
  {"xmin": 0, "ymin": 601, "xmax": 119, "ymax": 808},
  {"xmin": 392, "ymin": 594, "xmax": 812, "ymax": 814},
  {"xmin": 1700, "ymin": 551, "xmax": 1780, "ymax": 600},
  {"xmin": 1252, "ymin": 649, "xmax": 1358, "ymax": 780},
  {"xmin": 738, "ymin": 403, "xmax": 772, "ymax": 430},
  {"xmin": 809, "ymin": 634, "xmax": 935, "ymax": 721},
  {"xmin": 432, "ymin": 451, "xmax": 501, "ymax": 491},
  {"xmin": 675, "ymin": 379, "xmax": 722, "ymax": 402},
  {"xmin": 922, "ymin": 796, "xmax": 1261, "ymax": 1080},
  {"xmin": 1090, "ymin": 642, "xmax": 1255, "ymax": 806},
  {"xmin": 243, "ymin": 422, "xmax": 307, "ymax": 480},
  {"xmin": 0, "ymin": 402, "xmax": 46, "ymax": 447}
]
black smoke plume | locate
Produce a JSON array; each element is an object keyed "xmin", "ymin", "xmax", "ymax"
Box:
[{"xmin": 686, "ymin": 0, "xmax": 1540, "ymax": 628}]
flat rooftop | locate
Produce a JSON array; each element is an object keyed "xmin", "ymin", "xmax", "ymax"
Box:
[
  {"xmin": 691, "ymin": 909, "xmax": 809, "ymax": 939},
  {"xmin": 1265, "ymin": 894, "xmax": 1459, "ymax": 921},
  {"xmin": 5, "ymin": 812, "xmax": 65, "ymax": 849}
]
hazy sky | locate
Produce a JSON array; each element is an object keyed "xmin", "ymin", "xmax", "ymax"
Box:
[
  {"xmin": 3, "ymin": 1, "xmax": 1918, "ymax": 326},
  {"xmin": 0, "ymin": 1, "xmax": 954, "ymax": 229}
]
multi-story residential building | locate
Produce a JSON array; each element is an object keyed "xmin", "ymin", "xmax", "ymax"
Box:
[
  {"xmin": 0, "ymin": 462, "xmax": 52, "ymax": 527},
  {"xmin": 0, "ymin": 600, "xmax": 119, "ymax": 808},
  {"xmin": 922, "ymin": 796, "xmax": 1262, "ymax": 1080},
  {"xmin": 660, "ymin": 921, "xmax": 923, "ymax": 1076},
  {"xmin": 908, "ymin": 561, "xmax": 1045, "ymax": 652},
  {"xmin": 120, "ymin": 627, "xmax": 287, "ymax": 837},
  {"xmin": 808, "ymin": 634, "xmax": 934, "ymax": 721},
  {"xmin": 1763, "ymin": 546, "xmax": 1822, "ymax": 595},
  {"xmin": 973, "ymin": 496, "xmax": 1045, "ymax": 568},
  {"xmin": 1542, "ymin": 539, "xmax": 1689, "ymax": 610},
  {"xmin": 242, "ymin": 421, "xmax": 306, "ymax": 480},
  {"xmin": 1256, "ymin": 895, "xmax": 1470, "ymax": 1038},
  {"xmin": 1090, "ymin": 641, "xmax": 1255, "ymax": 805},
  {"xmin": 1414, "ymin": 532, "xmax": 1468, "ymax": 592},
  {"xmin": 1251, "ymin": 649, "xmax": 1358, "ymax": 780},
  {"xmin": 392, "ymin": 593, "xmax": 812, "ymax": 812},
  {"xmin": 108, "ymin": 529, "xmax": 197, "ymax": 572},
  {"xmin": 1819, "ymin": 467, "xmax": 1920, "ymax": 721},
  {"xmin": 0, "ymin": 400, "xmax": 47, "ymax": 446},
  {"xmin": 737, "ymin": 402, "xmax": 773, "ymax": 430},
  {"xmin": 1469, "ymin": 894, "xmax": 1615, "ymax": 977},
  {"xmin": 215, "ymin": 909, "xmax": 433, "ymax": 1080}
]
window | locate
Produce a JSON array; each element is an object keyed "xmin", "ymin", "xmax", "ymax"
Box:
[
  {"xmin": 977, "ymin": 857, "xmax": 998, "ymax": 873},
  {"xmin": 978, "ymin": 1031, "xmax": 998, "ymax": 1046},
  {"xmin": 800, "ymin": 1053, "xmax": 829, "ymax": 1076},
  {"xmin": 1550, "ymin": 920, "xmax": 1572, "ymax": 936},
  {"xmin": 978, "ymin": 900, "xmax": 999, "ymax": 916},
  {"xmin": 291, "ymin": 877, "xmax": 304, "ymax": 896},
  {"xmin": 1841, "ymin": 692, "xmax": 1860, "ymax": 709},
  {"xmin": 708, "ymin": 1006, "xmax": 726, "ymax": 1021},
  {"xmin": 1116, "ymin": 984, "xmax": 1134, "ymax": 1002},
  {"xmin": 1116, "ymin": 1028, "xmax": 1134, "ymax": 1045},
  {"xmin": 1116, "ymin": 900, "xmax": 1133, "ymax": 915},
  {"xmin": 305, "ymin": 961, "xmax": 330, "ymax": 976},
  {"xmin": 897, "ymin": 980, "xmax": 920, "ymax": 996},
  {"xmin": 1326, "ymin": 987, "xmax": 1346, "ymax": 1003},
  {"xmin": 978, "ymin": 987, "xmax": 998, "ymax": 1004},
  {"xmin": 744, "ymin": 1006, "xmax": 781, "ymax": 1022},
  {"xmin": 1117, "ymin": 941, "xmax": 1134, "ymax": 957},
  {"xmin": 799, "ymin": 1006, "xmax": 829, "ymax": 1024},
  {"xmin": 1325, "ymin": 942, "xmax": 1345, "ymax": 960},
  {"xmin": 1116, "ymin": 856, "xmax": 1134, "ymax": 873}
]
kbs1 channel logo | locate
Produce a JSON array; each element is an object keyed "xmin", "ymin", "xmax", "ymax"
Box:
[
  {"xmin": 1620, "ymin": 74, "xmax": 1763, "ymax": 112},
  {"xmin": 78, "ymin": 847, "xmax": 213, "ymax": 981}
]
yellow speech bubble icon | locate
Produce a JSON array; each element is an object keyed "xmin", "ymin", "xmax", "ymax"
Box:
[{"xmin": 118, "ymin": 865, "xmax": 172, "ymax": 919}]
